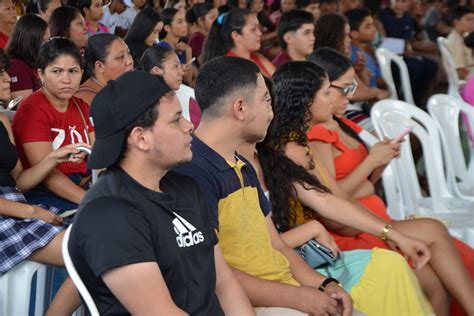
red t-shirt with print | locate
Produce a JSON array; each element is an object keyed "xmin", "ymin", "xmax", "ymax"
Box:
[{"xmin": 13, "ymin": 89, "xmax": 94, "ymax": 175}]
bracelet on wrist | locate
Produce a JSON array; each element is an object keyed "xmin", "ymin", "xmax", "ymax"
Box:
[
  {"xmin": 380, "ymin": 224, "xmax": 393, "ymax": 241},
  {"xmin": 318, "ymin": 277, "xmax": 341, "ymax": 292}
]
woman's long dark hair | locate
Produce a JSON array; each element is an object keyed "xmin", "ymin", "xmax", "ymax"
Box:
[
  {"xmin": 125, "ymin": 7, "xmax": 162, "ymax": 44},
  {"xmin": 308, "ymin": 47, "xmax": 366, "ymax": 147},
  {"xmin": 159, "ymin": 8, "xmax": 179, "ymax": 39},
  {"xmin": 201, "ymin": 8, "xmax": 253, "ymax": 64},
  {"xmin": 259, "ymin": 61, "xmax": 331, "ymax": 232},
  {"xmin": 49, "ymin": 6, "xmax": 81, "ymax": 39},
  {"xmin": 138, "ymin": 45, "xmax": 175, "ymax": 71},
  {"xmin": 6, "ymin": 14, "xmax": 48, "ymax": 69},
  {"xmin": 83, "ymin": 33, "xmax": 120, "ymax": 80},
  {"xmin": 124, "ymin": 7, "xmax": 162, "ymax": 65},
  {"xmin": 0, "ymin": 49, "xmax": 10, "ymax": 73}
]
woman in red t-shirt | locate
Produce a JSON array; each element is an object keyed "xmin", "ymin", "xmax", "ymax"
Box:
[
  {"xmin": 0, "ymin": 0, "xmax": 16, "ymax": 49},
  {"xmin": 0, "ymin": 48, "xmax": 88, "ymax": 314},
  {"xmin": 13, "ymin": 37, "xmax": 95, "ymax": 212}
]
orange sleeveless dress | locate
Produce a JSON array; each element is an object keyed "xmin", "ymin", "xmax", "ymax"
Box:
[{"xmin": 307, "ymin": 117, "xmax": 473, "ymax": 316}]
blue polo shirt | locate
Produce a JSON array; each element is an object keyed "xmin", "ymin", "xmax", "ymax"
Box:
[
  {"xmin": 174, "ymin": 136, "xmax": 299, "ymax": 286},
  {"xmin": 174, "ymin": 136, "xmax": 271, "ymax": 229}
]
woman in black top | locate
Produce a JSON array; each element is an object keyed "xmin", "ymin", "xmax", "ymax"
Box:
[{"xmin": 0, "ymin": 49, "xmax": 89, "ymax": 314}]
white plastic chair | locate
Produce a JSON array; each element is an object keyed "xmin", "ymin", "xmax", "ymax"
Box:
[
  {"xmin": 176, "ymin": 84, "xmax": 195, "ymax": 121},
  {"xmin": 371, "ymin": 100, "xmax": 474, "ymax": 246},
  {"xmin": 427, "ymin": 94, "xmax": 474, "ymax": 198},
  {"xmin": 359, "ymin": 130, "xmax": 406, "ymax": 220},
  {"xmin": 437, "ymin": 37, "xmax": 465, "ymax": 99},
  {"xmin": 62, "ymin": 226, "xmax": 99, "ymax": 316},
  {"xmin": 375, "ymin": 47, "xmax": 415, "ymax": 105},
  {"xmin": 371, "ymin": 99, "xmax": 474, "ymax": 214},
  {"xmin": 361, "ymin": 127, "xmax": 474, "ymax": 245},
  {"xmin": 0, "ymin": 261, "xmax": 48, "ymax": 316}
]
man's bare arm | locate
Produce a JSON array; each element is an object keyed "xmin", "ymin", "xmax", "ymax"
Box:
[{"xmin": 102, "ymin": 262, "xmax": 188, "ymax": 315}]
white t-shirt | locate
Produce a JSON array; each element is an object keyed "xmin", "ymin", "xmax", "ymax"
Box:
[
  {"xmin": 100, "ymin": 5, "xmax": 124, "ymax": 34},
  {"xmin": 119, "ymin": 6, "xmax": 140, "ymax": 30},
  {"xmin": 446, "ymin": 30, "xmax": 474, "ymax": 77}
]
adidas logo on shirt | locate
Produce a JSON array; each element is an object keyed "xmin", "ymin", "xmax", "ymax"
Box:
[{"xmin": 172, "ymin": 212, "xmax": 204, "ymax": 248}]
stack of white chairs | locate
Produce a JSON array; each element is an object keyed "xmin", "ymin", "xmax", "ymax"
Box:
[
  {"xmin": 0, "ymin": 261, "xmax": 48, "ymax": 316},
  {"xmin": 427, "ymin": 94, "xmax": 474, "ymax": 200},
  {"xmin": 371, "ymin": 99, "xmax": 474, "ymax": 246},
  {"xmin": 437, "ymin": 37, "xmax": 474, "ymax": 148}
]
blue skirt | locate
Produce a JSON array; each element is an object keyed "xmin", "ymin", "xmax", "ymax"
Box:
[{"xmin": 0, "ymin": 186, "xmax": 73, "ymax": 275}]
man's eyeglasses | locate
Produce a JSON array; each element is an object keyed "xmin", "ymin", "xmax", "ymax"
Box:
[{"xmin": 330, "ymin": 80, "xmax": 358, "ymax": 97}]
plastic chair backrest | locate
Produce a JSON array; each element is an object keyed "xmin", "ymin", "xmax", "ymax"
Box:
[
  {"xmin": 0, "ymin": 261, "xmax": 47, "ymax": 316},
  {"xmin": 371, "ymin": 99, "xmax": 455, "ymax": 212},
  {"xmin": 437, "ymin": 37, "xmax": 462, "ymax": 98},
  {"xmin": 375, "ymin": 48, "xmax": 415, "ymax": 105},
  {"xmin": 62, "ymin": 226, "xmax": 100, "ymax": 316},
  {"xmin": 359, "ymin": 130, "xmax": 407, "ymax": 219},
  {"xmin": 427, "ymin": 94, "xmax": 474, "ymax": 184},
  {"xmin": 176, "ymin": 84, "xmax": 195, "ymax": 121}
]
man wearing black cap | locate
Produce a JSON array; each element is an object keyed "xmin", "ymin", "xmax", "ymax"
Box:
[{"xmin": 67, "ymin": 71, "xmax": 254, "ymax": 315}]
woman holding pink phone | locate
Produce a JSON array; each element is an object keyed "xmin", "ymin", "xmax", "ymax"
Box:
[{"xmin": 305, "ymin": 48, "xmax": 473, "ymax": 316}]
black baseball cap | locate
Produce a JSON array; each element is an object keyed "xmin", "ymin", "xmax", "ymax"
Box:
[{"xmin": 87, "ymin": 71, "xmax": 171, "ymax": 169}]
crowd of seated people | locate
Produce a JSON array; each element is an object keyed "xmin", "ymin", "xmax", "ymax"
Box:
[{"xmin": 0, "ymin": 0, "xmax": 473, "ymax": 315}]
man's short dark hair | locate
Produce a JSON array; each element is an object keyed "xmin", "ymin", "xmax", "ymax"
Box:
[
  {"xmin": 450, "ymin": 5, "xmax": 474, "ymax": 23},
  {"xmin": 295, "ymin": 0, "xmax": 318, "ymax": 10},
  {"xmin": 277, "ymin": 10, "xmax": 315, "ymax": 50},
  {"xmin": 195, "ymin": 56, "xmax": 260, "ymax": 119},
  {"xmin": 345, "ymin": 8, "xmax": 371, "ymax": 32}
]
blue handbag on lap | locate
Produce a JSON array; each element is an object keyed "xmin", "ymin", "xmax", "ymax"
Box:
[
  {"xmin": 297, "ymin": 239, "xmax": 336, "ymax": 268},
  {"xmin": 297, "ymin": 239, "xmax": 349, "ymax": 284}
]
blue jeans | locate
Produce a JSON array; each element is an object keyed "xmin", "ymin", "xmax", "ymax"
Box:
[{"xmin": 24, "ymin": 173, "xmax": 89, "ymax": 211}]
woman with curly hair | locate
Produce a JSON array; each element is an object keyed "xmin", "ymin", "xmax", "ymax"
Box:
[
  {"xmin": 259, "ymin": 59, "xmax": 474, "ymax": 316},
  {"xmin": 236, "ymin": 71, "xmax": 434, "ymax": 315}
]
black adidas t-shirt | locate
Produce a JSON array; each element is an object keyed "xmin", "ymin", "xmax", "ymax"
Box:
[{"xmin": 69, "ymin": 167, "xmax": 223, "ymax": 315}]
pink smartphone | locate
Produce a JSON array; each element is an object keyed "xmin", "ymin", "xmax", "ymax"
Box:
[{"xmin": 390, "ymin": 126, "xmax": 414, "ymax": 144}]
